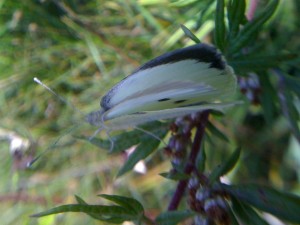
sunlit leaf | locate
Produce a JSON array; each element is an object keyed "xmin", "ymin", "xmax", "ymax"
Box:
[{"xmin": 180, "ymin": 24, "xmax": 200, "ymax": 43}]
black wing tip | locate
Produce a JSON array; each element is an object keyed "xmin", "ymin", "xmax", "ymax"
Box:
[{"xmin": 137, "ymin": 43, "xmax": 226, "ymax": 71}]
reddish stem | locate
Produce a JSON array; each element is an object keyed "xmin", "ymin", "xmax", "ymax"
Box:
[
  {"xmin": 168, "ymin": 111, "xmax": 210, "ymax": 210},
  {"xmin": 247, "ymin": 0, "xmax": 259, "ymax": 21}
]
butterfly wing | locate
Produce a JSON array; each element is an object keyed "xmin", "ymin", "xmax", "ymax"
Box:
[
  {"xmin": 102, "ymin": 102, "xmax": 241, "ymax": 130},
  {"xmin": 101, "ymin": 44, "xmax": 234, "ymax": 111},
  {"xmin": 95, "ymin": 44, "xmax": 237, "ymax": 128},
  {"xmin": 102, "ymin": 60, "xmax": 236, "ymax": 120}
]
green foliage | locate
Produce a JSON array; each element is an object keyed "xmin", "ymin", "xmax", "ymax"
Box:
[
  {"xmin": 206, "ymin": 121, "xmax": 229, "ymax": 142},
  {"xmin": 231, "ymin": 197, "xmax": 269, "ymax": 225},
  {"xmin": 208, "ymin": 147, "xmax": 241, "ymax": 185},
  {"xmin": 229, "ymin": 0, "xmax": 279, "ymax": 54},
  {"xmin": 214, "ymin": 0, "xmax": 226, "ymax": 51},
  {"xmin": 180, "ymin": 24, "xmax": 200, "ymax": 44},
  {"xmin": 32, "ymin": 195, "xmax": 146, "ymax": 224},
  {"xmin": 221, "ymin": 184, "xmax": 300, "ymax": 223},
  {"xmin": 227, "ymin": 0, "xmax": 246, "ymax": 39},
  {"xmin": 155, "ymin": 210, "xmax": 195, "ymax": 225},
  {"xmin": 1, "ymin": 0, "xmax": 300, "ymax": 225},
  {"xmin": 195, "ymin": 143, "xmax": 206, "ymax": 172}
]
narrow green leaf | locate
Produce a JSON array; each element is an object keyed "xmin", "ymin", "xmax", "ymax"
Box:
[
  {"xmin": 171, "ymin": 160, "xmax": 186, "ymax": 173},
  {"xmin": 206, "ymin": 121, "xmax": 229, "ymax": 142},
  {"xmin": 117, "ymin": 122, "xmax": 168, "ymax": 176},
  {"xmin": 278, "ymin": 79, "xmax": 300, "ymax": 142},
  {"xmin": 195, "ymin": 144, "xmax": 206, "ymax": 172},
  {"xmin": 231, "ymin": 196, "xmax": 269, "ymax": 225},
  {"xmin": 117, "ymin": 141, "xmax": 156, "ymax": 177},
  {"xmin": 259, "ymin": 72, "xmax": 278, "ymax": 125},
  {"xmin": 229, "ymin": 53, "xmax": 297, "ymax": 72},
  {"xmin": 98, "ymin": 194, "xmax": 144, "ymax": 215},
  {"xmin": 284, "ymin": 74, "xmax": 300, "ymax": 98},
  {"xmin": 112, "ymin": 121, "xmax": 168, "ymax": 153},
  {"xmin": 227, "ymin": 202, "xmax": 241, "ymax": 225},
  {"xmin": 74, "ymin": 195, "xmax": 118, "ymax": 221},
  {"xmin": 221, "ymin": 184, "xmax": 300, "ymax": 223},
  {"xmin": 180, "ymin": 24, "xmax": 200, "ymax": 43},
  {"xmin": 133, "ymin": 0, "xmax": 162, "ymax": 32},
  {"xmin": 170, "ymin": 0, "xmax": 199, "ymax": 7},
  {"xmin": 155, "ymin": 210, "xmax": 195, "ymax": 225},
  {"xmin": 209, "ymin": 148, "xmax": 241, "ymax": 184},
  {"xmin": 196, "ymin": 0, "xmax": 216, "ymax": 24},
  {"xmin": 160, "ymin": 171, "xmax": 190, "ymax": 180},
  {"xmin": 227, "ymin": 0, "xmax": 246, "ymax": 38},
  {"xmin": 230, "ymin": 0, "xmax": 279, "ymax": 54},
  {"xmin": 75, "ymin": 195, "xmax": 87, "ymax": 204},
  {"xmin": 31, "ymin": 204, "xmax": 136, "ymax": 223},
  {"xmin": 214, "ymin": 0, "xmax": 226, "ymax": 51}
]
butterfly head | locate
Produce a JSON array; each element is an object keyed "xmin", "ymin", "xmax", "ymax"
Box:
[{"xmin": 86, "ymin": 109, "xmax": 106, "ymax": 126}]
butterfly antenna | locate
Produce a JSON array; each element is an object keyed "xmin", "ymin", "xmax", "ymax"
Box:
[
  {"xmin": 27, "ymin": 124, "xmax": 79, "ymax": 167},
  {"xmin": 135, "ymin": 127, "xmax": 167, "ymax": 146},
  {"xmin": 33, "ymin": 77, "xmax": 85, "ymax": 118}
]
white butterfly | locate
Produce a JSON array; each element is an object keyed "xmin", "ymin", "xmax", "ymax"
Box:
[{"xmin": 86, "ymin": 43, "xmax": 238, "ymax": 131}]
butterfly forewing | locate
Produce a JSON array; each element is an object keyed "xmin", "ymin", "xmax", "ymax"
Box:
[
  {"xmin": 104, "ymin": 64, "xmax": 235, "ymax": 119},
  {"xmin": 94, "ymin": 43, "xmax": 237, "ymax": 129},
  {"xmin": 101, "ymin": 44, "xmax": 229, "ymax": 109}
]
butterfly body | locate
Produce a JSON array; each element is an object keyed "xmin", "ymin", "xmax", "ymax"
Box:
[{"xmin": 87, "ymin": 44, "xmax": 237, "ymax": 130}]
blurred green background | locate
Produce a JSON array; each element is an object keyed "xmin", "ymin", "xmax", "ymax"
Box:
[{"xmin": 0, "ymin": 0, "xmax": 299, "ymax": 224}]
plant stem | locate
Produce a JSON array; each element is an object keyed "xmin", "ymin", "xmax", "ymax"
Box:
[
  {"xmin": 247, "ymin": 0, "xmax": 259, "ymax": 21},
  {"xmin": 168, "ymin": 111, "xmax": 210, "ymax": 210}
]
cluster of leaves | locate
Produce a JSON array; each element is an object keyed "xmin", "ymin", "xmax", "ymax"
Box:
[{"xmin": 31, "ymin": 147, "xmax": 300, "ymax": 224}]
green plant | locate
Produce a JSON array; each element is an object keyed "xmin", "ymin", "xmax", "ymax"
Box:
[{"xmin": 1, "ymin": 0, "xmax": 299, "ymax": 224}]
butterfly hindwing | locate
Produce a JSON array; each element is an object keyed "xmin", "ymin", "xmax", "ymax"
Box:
[{"xmin": 103, "ymin": 102, "xmax": 239, "ymax": 130}]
